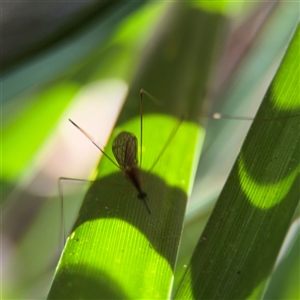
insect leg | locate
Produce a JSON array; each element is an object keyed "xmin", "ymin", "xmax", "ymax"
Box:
[
  {"xmin": 148, "ymin": 114, "xmax": 185, "ymax": 173},
  {"xmin": 139, "ymin": 89, "xmax": 164, "ymax": 169},
  {"xmin": 58, "ymin": 177, "xmax": 93, "ymax": 247}
]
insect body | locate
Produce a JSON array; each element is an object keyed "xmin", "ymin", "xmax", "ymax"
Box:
[
  {"xmin": 67, "ymin": 90, "xmax": 180, "ymax": 215},
  {"xmin": 112, "ymin": 131, "xmax": 150, "ymax": 213},
  {"xmin": 68, "ymin": 119, "xmax": 151, "ymax": 214}
]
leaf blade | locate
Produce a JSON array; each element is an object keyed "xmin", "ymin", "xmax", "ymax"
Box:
[
  {"xmin": 47, "ymin": 4, "xmax": 224, "ymax": 299},
  {"xmin": 174, "ymin": 22, "xmax": 299, "ymax": 300}
]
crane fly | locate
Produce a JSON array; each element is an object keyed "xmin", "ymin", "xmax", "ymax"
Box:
[
  {"xmin": 68, "ymin": 120, "xmax": 151, "ymax": 214},
  {"xmin": 67, "ymin": 89, "xmax": 168, "ymax": 215}
]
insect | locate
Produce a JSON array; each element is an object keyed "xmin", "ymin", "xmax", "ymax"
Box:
[
  {"xmin": 62, "ymin": 90, "xmax": 181, "ymax": 217},
  {"xmin": 68, "ymin": 120, "xmax": 151, "ymax": 214}
]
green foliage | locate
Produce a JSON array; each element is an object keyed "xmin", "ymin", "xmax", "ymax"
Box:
[
  {"xmin": 2, "ymin": 2, "xmax": 299, "ymax": 299},
  {"xmin": 48, "ymin": 4, "xmax": 220, "ymax": 298},
  {"xmin": 174, "ymin": 24, "xmax": 300, "ymax": 300}
]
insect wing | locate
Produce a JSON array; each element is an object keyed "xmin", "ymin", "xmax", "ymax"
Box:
[{"xmin": 112, "ymin": 132, "xmax": 138, "ymax": 169}]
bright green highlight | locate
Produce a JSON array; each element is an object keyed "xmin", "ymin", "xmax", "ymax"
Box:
[
  {"xmin": 91, "ymin": 3, "xmax": 168, "ymax": 82},
  {"xmin": 2, "ymin": 82, "xmax": 79, "ymax": 180},
  {"xmin": 96, "ymin": 114, "xmax": 202, "ymax": 193},
  {"xmin": 114, "ymin": 2, "xmax": 167, "ymax": 46},
  {"xmin": 248, "ymin": 279, "xmax": 269, "ymax": 300},
  {"xmin": 189, "ymin": 0, "xmax": 228, "ymax": 13},
  {"xmin": 189, "ymin": 0, "xmax": 250, "ymax": 17},
  {"xmin": 49, "ymin": 112, "xmax": 202, "ymax": 299},
  {"xmin": 66, "ymin": 218, "xmax": 173, "ymax": 299},
  {"xmin": 238, "ymin": 155, "xmax": 298, "ymax": 209},
  {"xmin": 271, "ymin": 26, "xmax": 300, "ymax": 110}
]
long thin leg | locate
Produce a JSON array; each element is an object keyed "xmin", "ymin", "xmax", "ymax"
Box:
[
  {"xmin": 139, "ymin": 90, "xmax": 143, "ymax": 169},
  {"xmin": 139, "ymin": 89, "xmax": 184, "ymax": 173},
  {"xmin": 139, "ymin": 89, "xmax": 164, "ymax": 169},
  {"xmin": 58, "ymin": 177, "xmax": 93, "ymax": 247},
  {"xmin": 201, "ymin": 112, "xmax": 300, "ymax": 121},
  {"xmin": 148, "ymin": 114, "xmax": 185, "ymax": 173},
  {"xmin": 140, "ymin": 89, "xmax": 163, "ymax": 106}
]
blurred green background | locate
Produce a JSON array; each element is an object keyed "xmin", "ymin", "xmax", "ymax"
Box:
[{"xmin": 2, "ymin": 1, "xmax": 299, "ymax": 299}]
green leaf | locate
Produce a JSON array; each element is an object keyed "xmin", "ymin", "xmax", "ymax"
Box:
[
  {"xmin": 47, "ymin": 4, "xmax": 224, "ymax": 299},
  {"xmin": 174, "ymin": 23, "xmax": 300, "ymax": 300},
  {"xmin": 2, "ymin": 82, "xmax": 80, "ymax": 182},
  {"xmin": 2, "ymin": 4, "xmax": 171, "ymax": 299},
  {"xmin": 2, "ymin": 2, "xmax": 147, "ymax": 101},
  {"xmin": 1, "ymin": 3, "xmax": 166, "ymax": 186},
  {"xmin": 175, "ymin": 6, "xmax": 299, "ymax": 291},
  {"xmin": 263, "ymin": 227, "xmax": 300, "ymax": 299}
]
